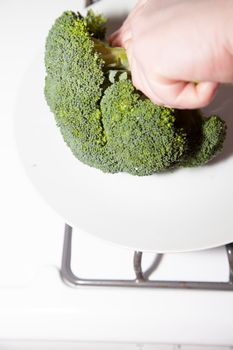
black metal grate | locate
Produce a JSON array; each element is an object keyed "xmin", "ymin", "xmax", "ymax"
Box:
[{"xmin": 61, "ymin": 224, "xmax": 233, "ymax": 291}]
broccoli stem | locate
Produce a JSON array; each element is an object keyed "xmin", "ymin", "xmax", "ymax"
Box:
[{"xmin": 92, "ymin": 38, "xmax": 129, "ymax": 71}]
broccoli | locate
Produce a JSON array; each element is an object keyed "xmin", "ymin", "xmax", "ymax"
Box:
[{"xmin": 44, "ymin": 10, "xmax": 226, "ymax": 176}]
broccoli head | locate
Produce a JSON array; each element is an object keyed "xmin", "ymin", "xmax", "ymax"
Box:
[{"xmin": 44, "ymin": 10, "xmax": 226, "ymax": 176}]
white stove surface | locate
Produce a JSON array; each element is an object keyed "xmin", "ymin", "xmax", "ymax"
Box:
[
  {"xmin": 1, "ymin": 0, "xmax": 233, "ymax": 348},
  {"xmin": 0, "ymin": 221, "xmax": 233, "ymax": 346},
  {"xmin": 0, "ymin": 342, "xmax": 232, "ymax": 350}
]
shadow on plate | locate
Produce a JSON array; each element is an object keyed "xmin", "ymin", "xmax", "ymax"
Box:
[
  {"xmin": 106, "ymin": 15, "xmax": 127, "ymax": 36},
  {"xmin": 143, "ymin": 254, "xmax": 163, "ymax": 280}
]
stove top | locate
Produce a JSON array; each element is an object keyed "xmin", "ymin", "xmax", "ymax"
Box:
[
  {"xmin": 63, "ymin": 224, "xmax": 233, "ymax": 290},
  {"xmin": 1, "ymin": 220, "xmax": 233, "ymax": 345}
]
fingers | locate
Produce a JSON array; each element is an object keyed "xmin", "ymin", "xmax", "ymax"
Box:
[
  {"xmin": 169, "ymin": 81, "xmax": 219, "ymax": 109},
  {"xmin": 118, "ymin": 35, "xmax": 219, "ymax": 109},
  {"xmin": 128, "ymin": 53, "xmax": 166, "ymax": 105},
  {"xmin": 148, "ymin": 81, "xmax": 219, "ymax": 109},
  {"xmin": 109, "ymin": 29, "xmax": 123, "ymax": 47},
  {"xmin": 110, "ymin": 33, "xmax": 218, "ymax": 109},
  {"xmin": 109, "ymin": 23, "xmax": 132, "ymax": 47},
  {"xmin": 109, "ymin": 0, "xmax": 148, "ymax": 47},
  {"xmin": 109, "ymin": 0, "xmax": 219, "ymax": 109},
  {"xmin": 125, "ymin": 47, "xmax": 170, "ymax": 106},
  {"xmin": 144, "ymin": 80, "xmax": 219, "ymax": 110},
  {"xmin": 130, "ymin": 59, "xmax": 218, "ymax": 109}
]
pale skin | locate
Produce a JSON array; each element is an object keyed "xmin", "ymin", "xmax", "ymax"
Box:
[{"xmin": 110, "ymin": 0, "xmax": 233, "ymax": 109}]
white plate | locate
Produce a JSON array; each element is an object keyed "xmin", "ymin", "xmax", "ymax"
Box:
[{"xmin": 14, "ymin": 0, "xmax": 233, "ymax": 252}]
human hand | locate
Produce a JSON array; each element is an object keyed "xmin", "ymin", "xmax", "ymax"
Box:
[{"xmin": 110, "ymin": 0, "xmax": 233, "ymax": 109}]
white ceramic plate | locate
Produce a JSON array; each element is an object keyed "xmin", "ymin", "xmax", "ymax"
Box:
[{"xmin": 14, "ymin": 0, "xmax": 233, "ymax": 252}]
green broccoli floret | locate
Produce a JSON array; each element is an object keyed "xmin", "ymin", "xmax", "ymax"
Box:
[
  {"xmin": 182, "ymin": 115, "xmax": 226, "ymax": 167},
  {"xmin": 101, "ymin": 80, "xmax": 187, "ymax": 175},
  {"xmin": 84, "ymin": 8, "xmax": 107, "ymax": 39},
  {"xmin": 44, "ymin": 10, "xmax": 226, "ymax": 176}
]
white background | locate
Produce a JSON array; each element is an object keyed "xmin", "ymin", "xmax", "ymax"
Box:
[
  {"xmin": 1, "ymin": 1, "xmax": 233, "ymax": 347},
  {"xmin": 0, "ymin": 0, "xmax": 86, "ymax": 287}
]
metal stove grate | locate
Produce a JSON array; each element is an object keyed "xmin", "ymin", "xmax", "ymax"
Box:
[{"xmin": 61, "ymin": 224, "xmax": 233, "ymax": 290}]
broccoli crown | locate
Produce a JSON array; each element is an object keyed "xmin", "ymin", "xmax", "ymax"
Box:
[
  {"xmin": 44, "ymin": 10, "xmax": 226, "ymax": 176},
  {"xmin": 182, "ymin": 115, "xmax": 226, "ymax": 167},
  {"xmin": 101, "ymin": 81, "xmax": 187, "ymax": 174}
]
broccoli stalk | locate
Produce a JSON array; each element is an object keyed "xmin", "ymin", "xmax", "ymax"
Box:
[
  {"xmin": 84, "ymin": 9, "xmax": 129, "ymax": 71},
  {"xmin": 44, "ymin": 10, "xmax": 226, "ymax": 176},
  {"xmin": 92, "ymin": 38, "xmax": 129, "ymax": 71}
]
